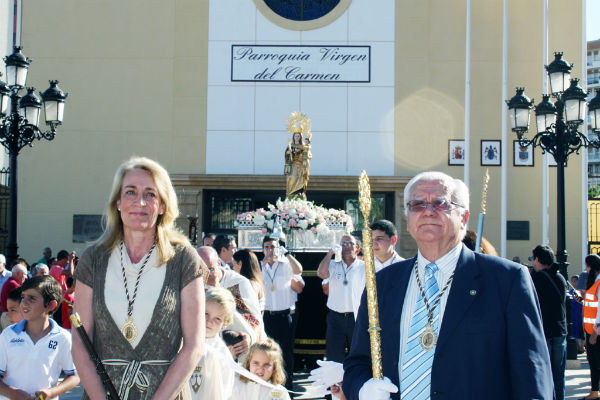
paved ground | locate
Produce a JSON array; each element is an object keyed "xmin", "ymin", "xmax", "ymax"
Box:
[{"xmin": 60, "ymin": 353, "xmax": 593, "ymax": 399}]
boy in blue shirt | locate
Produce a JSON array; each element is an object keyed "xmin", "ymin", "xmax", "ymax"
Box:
[{"xmin": 0, "ymin": 275, "xmax": 79, "ymax": 399}]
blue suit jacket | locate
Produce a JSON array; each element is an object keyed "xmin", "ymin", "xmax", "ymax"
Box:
[{"xmin": 343, "ymin": 245, "xmax": 553, "ymax": 400}]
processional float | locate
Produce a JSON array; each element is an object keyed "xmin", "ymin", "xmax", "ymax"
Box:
[{"xmin": 236, "ymin": 111, "xmax": 353, "ymax": 251}]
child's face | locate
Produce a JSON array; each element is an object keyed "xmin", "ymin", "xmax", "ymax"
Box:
[
  {"xmin": 205, "ymin": 300, "xmax": 226, "ymax": 338},
  {"xmin": 20, "ymin": 288, "xmax": 54, "ymax": 322},
  {"xmin": 249, "ymin": 350, "xmax": 274, "ymax": 382},
  {"xmin": 6, "ymin": 299, "xmax": 23, "ymax": 325}
]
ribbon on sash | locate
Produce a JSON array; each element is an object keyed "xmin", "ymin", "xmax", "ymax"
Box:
[{"xmin": 102, "ymin": 358, "xmax": 172, "ymax": 399}]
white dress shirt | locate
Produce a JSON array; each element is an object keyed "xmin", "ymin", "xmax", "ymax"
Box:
[
  {"xmin": 374, "ymin": 251, "xmax": 404, "ymax": 272},
  {"xmin": 261, "ymin": 258, "xmax": 296, "ymax": 312},
  {"xmin": 350, "ymin": 252, "xmax": 404, "ymax": 318},
  {"xmin": 327, "ymin": 258, "xmax": 365, "ymax": 313},
  {"xmin": 398, "ymin": 242, "xmax": 462, "ymax": 369}
]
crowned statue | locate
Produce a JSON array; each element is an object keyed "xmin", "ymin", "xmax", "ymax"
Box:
[{"xmin": 284, "ymin": 112, "xmax": 312, "ymax": 199}]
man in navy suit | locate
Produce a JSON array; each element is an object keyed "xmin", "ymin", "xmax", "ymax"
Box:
[{"xmin": 343, "ymin": 171, "xmax": 552, "ymax": 400}]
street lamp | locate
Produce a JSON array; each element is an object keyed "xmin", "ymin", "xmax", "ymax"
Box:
[
  {"xmin": 507, "ymin": 52, "xmax": 600, "ymax": 359},
  {"xmin": 0, "ymin": 46, "xmax": 67, "ymax": 266}
]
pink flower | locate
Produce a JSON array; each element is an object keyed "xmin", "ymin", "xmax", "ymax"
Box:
[
  {"xmin": 261, "ymin": 228, "xmax": 267, "ymax": 234},
  {"xmin": 245, "ymin": 214, "xmax": 252, "ymax": 222},
  {"xmin": 311, "ymin": 227, "xmax": 317, "ymax": 232}
]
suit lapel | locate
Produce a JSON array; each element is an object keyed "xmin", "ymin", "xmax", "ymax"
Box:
[
  {"xmin": 381, "ymin": 256, "xmax": 415, "ymax": 383},
  {"xmin": 435, "ymin": 246, "xmax": 481, "ymax": 352}
]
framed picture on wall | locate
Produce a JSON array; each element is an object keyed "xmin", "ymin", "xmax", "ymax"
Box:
[
  {"xmin": 513, "ymin": 141, "xmax": 534, "ymax": 167},
  {"xmin": 448, "ymin": 139, "xmax": 465, "ymax": 166},
  {"xmin": 481, "ymin": 140, "xmax": 501, "ymax": 166}
]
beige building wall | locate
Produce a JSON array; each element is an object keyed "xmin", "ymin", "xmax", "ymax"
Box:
[
  {"xmin": 11, "ymin": 0, "xmax": 585, "ymax": 271},
  {"xmin": 394, "ymin": 0, "xmax": 584, "ymax": 268}
]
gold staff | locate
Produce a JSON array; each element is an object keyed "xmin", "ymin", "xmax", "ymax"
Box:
[
  {"xmin": 474, "ymin": 169, "xmax": 490, "ymax": 252},
  {"xmin": 358, "ymin": 170, "xmax": 382, "ymax": 380}
]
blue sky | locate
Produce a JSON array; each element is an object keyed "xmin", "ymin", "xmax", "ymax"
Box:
[{"xmin": 589, "ymin": 1, "xmax": 599, "ymax": 41}]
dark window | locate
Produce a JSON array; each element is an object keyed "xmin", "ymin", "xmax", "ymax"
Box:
[{"xmin": 264, "ymin": 0, "xmax": 341, "ymax": 21}]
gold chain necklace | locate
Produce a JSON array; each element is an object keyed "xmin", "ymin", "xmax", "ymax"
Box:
[
  {"xmin": 119, "ymin": 241, "xmax": 156, "ymax": 344},
  {"xmin": 413, "ymin": 260, "xmax": 455, "ymax": 351}
]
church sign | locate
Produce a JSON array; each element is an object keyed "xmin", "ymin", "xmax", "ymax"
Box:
[{"xmin": 231, "ymin": 45, "xmax": 370, "ymax": 83}]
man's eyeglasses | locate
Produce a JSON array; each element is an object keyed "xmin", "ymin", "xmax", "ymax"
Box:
[
  {"xmin": 341, "ymin": 241, "xmax": 355, "ymax": 247},
  {"xmin": 406, "ymin": 199, "xmax": 464, "ymax": 213}
]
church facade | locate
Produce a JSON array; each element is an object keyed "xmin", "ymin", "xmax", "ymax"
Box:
[{"xmin": 0, "ymin": 0, "xmax": 587, "ymax": 270}]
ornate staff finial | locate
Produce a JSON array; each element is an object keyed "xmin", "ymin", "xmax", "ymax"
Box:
[
  {"xmin": 481, "ymin": 168, "xmax": 490, "ymax": 215},
  {"xmin": 475, "ymin": 169, "xmax": 490, "ymax": 253},
  {"xmin": 358, "ymin": 170, "xmax": 383, "ymax": 380},
  {"xmin": 359, "ymin": 171, "xmax": 372, "ymax": 227}
]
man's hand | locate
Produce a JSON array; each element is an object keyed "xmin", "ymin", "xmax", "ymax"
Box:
[
  {"xmin": 308, "ymin": 360, "xmax": 344, "ymax": 390},
  {"xmin": 34, "ymin": 388, "xmax": 53, "ymax": 399},
  {"xmin": 591, "ymin": 331, "xmax": 598, "ymax": 345},
  {"xmin": 279, "ymin": 246, "xmax": 289, "ymax": 257},
  {"xmin": 358, "ymin": 377, "xmax": 398, "ymax": 400},
  {"xmin": 331, "ymin": 384, "xmax": 347, "ymax": 400},
  {"xmin": 232, "ymin": 332, "xmax": 250, "ymax": 356}
]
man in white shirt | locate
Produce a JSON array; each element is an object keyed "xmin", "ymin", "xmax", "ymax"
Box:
[
  {"xmin": 0, "ymin": 255, "xmax": 11, "ymax": 292},
  {"xmin": 212, "ymin": 235, "xmax": 237, "ymax": 269},
  {"xmin": 371, "ymin": 220, "xmax": 404, "ymax": 271},
  {"xmin": 261, "ymin": 236, "xmax": 303, "ymax": 391},
  {"xmin": 317, "ymin": 235, "xmax": 364, "ymax": 363},
  {"xmin": 350, "ymin": 220, "xmax": 404, "ymax": 319}
]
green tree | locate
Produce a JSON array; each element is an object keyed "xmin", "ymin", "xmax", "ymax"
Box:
[{"xmin": 589, "ymin": 186, "xmax": 600, "ymax": 199}]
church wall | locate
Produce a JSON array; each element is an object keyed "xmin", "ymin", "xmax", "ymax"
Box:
[{"xmin": 5, "ymin": 0, "xmax": 586, "ymax": 271}]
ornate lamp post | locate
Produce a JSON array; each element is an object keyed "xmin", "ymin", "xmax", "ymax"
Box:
[
  {"xmin": 0, "ymin": 46, "xmax": 67, "ymax": 266},
  {"xmin": 507, "ymin": 52, "xmax": 600, "ymax": 359}
]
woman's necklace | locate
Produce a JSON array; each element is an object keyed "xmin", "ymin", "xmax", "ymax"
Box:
[
  {"xmin": 119, "ymin": 241, "xmax": 156, "ymax": 344},
  {"xmin": 413, "ymin": 260, "xmax": 455, "ymax": 351}
]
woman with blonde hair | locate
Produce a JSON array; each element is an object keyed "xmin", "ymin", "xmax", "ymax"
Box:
[{"xmin": 73, "ymin": 156, "xmax": 208, "ymax": 399}]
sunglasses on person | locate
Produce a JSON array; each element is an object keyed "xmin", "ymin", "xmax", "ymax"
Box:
[{"xmin": 406, "ymin": 199, "xmax": 464, "ymax": 213}]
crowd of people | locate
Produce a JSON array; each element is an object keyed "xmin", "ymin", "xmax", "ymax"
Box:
[{"xmin": 2, "ymin": 158, "xmax": 600, "ymax": 400}]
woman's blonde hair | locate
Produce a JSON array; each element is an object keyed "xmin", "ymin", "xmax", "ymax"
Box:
[
  {"xmin": 96, "ymin": 156, "xmax": 188, "ymax": 264},
  {"xmin": 205, "ymin": 287, "xmax": 236, "ymax": 327},
  {"xmin": 240, "ymin": 338, "xmax": 286, "ymax": 385}
]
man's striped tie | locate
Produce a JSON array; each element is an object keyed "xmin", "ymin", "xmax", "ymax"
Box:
[{"xmin": 400, "ymin": 262, "xmax": 440, "ymax": 400}]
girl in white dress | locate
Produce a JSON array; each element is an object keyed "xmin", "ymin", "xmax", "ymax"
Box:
[
  {"xmin": 233, "ymin": 339, "xmax": 291, "ymax": 400},
  {"xmin": 190, "ymin": 287, "xmax": 236, "ymax": 400}
]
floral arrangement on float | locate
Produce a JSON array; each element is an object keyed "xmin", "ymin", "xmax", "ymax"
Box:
[
  {"xmin": 235, "ymin": 197, "xmax": 354, "ymax": 249},
  {"xmin": 235, "ymin": 197, "xmax": 354, "ymax": 233}
]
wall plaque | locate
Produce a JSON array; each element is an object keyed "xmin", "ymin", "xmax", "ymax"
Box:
[
  {"xmin": 507, "ymin": 220, "xmax": 529, "ymax": 240},
  {"xmin": 73, "ymin": 215, "xmax": 103, "ymax": 243},
  {"xmin": 231, "ymin": 45, "xmax": 371, "ymax": 83}
]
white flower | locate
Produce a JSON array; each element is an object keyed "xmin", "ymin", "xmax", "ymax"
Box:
[
  {"xmin": 266, "ymin": 211, "xmax": 273, "ymax": 219},
  {"xmin": 299, "ymin": 220, "xmax": 309, "ymax": 230},
  {"xmin": 267, "ymin": 220, "xmax": 274, "ymax": 230},
  {"xmin": 253, "ymin": 215, "xmax": 266, "ymax": 226}
]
